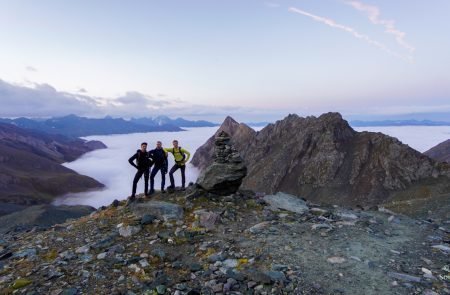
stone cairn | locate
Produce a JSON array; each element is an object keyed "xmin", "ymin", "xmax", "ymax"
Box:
[
  {"xmin": 214, "ymin": 131, "xmax": 243, "ymax": 164},
  {"xmin": 195, "ymin": 131, "xmax": 247, "ymax": 196}
]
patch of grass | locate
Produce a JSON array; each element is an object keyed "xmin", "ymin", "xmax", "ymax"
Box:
[
  {"xmin": 42, "ymin": 249, "xmax": 58, "ymax": 262},
  {"xmin": 237, "ymin": 258, "xmax": 249, "ymax": 270},
  {"xmin": 11, "ymin": 278, "xmax": 31, "ymax": 290}
]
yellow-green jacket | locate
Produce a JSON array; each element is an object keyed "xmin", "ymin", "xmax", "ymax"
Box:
[{"xmin": 164, "ymin": 147, "xmax": 191, "ymax": 165}]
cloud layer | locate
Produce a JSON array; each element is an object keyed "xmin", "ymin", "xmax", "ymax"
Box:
[
  {"xmin": 0, "ymin": 79, "xmax": 285, "ymax": 121},
  {"xmin": 1, "ymin": 79, "xmax": 448, "ymax": 122}
]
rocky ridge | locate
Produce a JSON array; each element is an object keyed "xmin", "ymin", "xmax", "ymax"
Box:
[
  {"xmin": 191, "ymin": 113, "xmax": 450, "ymax": 217},
  {"xmin": 425, "ymin": 139, "xmax": 450, "ymax": 164},
  {"xmin": 0, "ymin": 123, "xmax": 106, "ymax": 215}
]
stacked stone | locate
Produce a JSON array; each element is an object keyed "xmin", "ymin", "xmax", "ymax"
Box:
[
  {"xmin": 214, "ymin": 131, "xmax": 244, "ymax": 164},
  {"xmin": 214, "ymin": 131, "xmax": 231, "ymax": 163},
  {"xmin": 196, "ymin": 131, "xmax": 247, "ymax": 196}
]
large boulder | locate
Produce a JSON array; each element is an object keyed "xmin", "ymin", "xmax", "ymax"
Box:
[
  {"xmin": 129, "ymin": 201, "xmax": 183, "ymax": 221},
  {"xmin": 196, "ymin": 131, "xmax": 247, "ymax": 195},
  {"xmin": 263, "ymin": 192, "xmax": 309, "ymax": 214}
]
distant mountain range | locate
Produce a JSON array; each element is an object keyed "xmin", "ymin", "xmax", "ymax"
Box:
[
  {"xmin": 0, "ymin": 115, "xmax": 186, "ymax": 137},
  {"xmin": 130, "ymin": 115, "xmax": 218, "ymax": 128},
  {"xmin": 350, "ymin": 119, "xmax": 450, "ymax": 127},
  {"xmin": 0, "ymin": 122, "xmax": 106, "ymax": 216},
  {"xmin": 0, "ymin": 115, "xmax": 223, "ymax": 137}
]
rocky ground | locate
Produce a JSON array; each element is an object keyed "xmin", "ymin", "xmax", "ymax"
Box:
[{"xmin": 0, "ymin": 187, "xmax": 448, "ymax": 295}]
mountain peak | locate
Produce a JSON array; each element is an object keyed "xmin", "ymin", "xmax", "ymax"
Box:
[{"xmin": 193, "ymin": 112, "xmax": 450, "ymax": 209}]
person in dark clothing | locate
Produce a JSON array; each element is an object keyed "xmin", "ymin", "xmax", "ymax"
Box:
[
  {"xmin": 128, "ymin": 142, "xmax": 153, "ymax": 200},
  {"xmin": 149, "ymin": 141, "xmax": 168, "ymax": 194}
]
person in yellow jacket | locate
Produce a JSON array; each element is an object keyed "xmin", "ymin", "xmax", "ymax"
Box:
[{"xmin": 164, "ymin": 140, "xmax": 190, "ymax": 190}]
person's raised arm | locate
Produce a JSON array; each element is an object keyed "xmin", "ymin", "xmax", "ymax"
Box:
[{"xmin": 128, "ymin": 153, "xmax": 138, "ymax": 169}]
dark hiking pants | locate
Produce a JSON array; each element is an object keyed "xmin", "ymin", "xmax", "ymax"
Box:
[
  {"xmin": 150, "ymin": 165, "xmax": 166, "ymax": 191},
  {"xmin": 132, "ymin": 168, "xmax": 149, "ymax": 197},
  {"xmin": 169, "ymin": 164, "xmax": 185, "ymax": 188}
]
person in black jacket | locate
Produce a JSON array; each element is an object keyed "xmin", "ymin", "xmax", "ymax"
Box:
[
  {"xmin": 128, "ymin": 142, "xmax": 153, "ymax": 200},
  {"xmin": 148, "ymin": 141, "xmax": 168, "ymax": 194}
]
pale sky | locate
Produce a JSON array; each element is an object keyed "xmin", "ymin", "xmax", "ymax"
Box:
[{"xmin": 1, "ymin": 0, "xmax": 449, "ymax": 122}]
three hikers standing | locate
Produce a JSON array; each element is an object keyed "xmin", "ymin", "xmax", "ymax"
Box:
[{"xmin": 128, "ymin": 140, "xmax": 191, "ymax": 199}]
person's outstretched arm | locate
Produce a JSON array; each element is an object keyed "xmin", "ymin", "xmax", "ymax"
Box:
[
  {"xmin": 128, "ymin": 153, "xmax": 138, "ymax": 169},
  {"xmin": 163, "ymin": 147, "xmax": 172, "ymax": 155}
]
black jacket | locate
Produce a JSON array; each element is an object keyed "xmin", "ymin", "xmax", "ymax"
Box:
[
  {"xmin": 128, "ymin": 150, "xmax": 152, "ymax": 170},
  {"xmin": 149, "ymin": 148, "xmax": 168, "ymax": 169}
]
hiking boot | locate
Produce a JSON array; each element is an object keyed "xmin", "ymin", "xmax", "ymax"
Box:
[
  {"xmin": 167, "ymin": 185, "xmax": 175, "ymax": 189},
  {"xmin": 148, "ymin": 189, "xmax": 155, "ymax": 195},
  {"xmin": 161, "ymin": 189, "xmax": 166, "ymax": 194}
]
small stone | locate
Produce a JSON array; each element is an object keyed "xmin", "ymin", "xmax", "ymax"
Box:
[
  {"xmin": 247, "ymin": 281, "xmax": 257, "ymax": 288},
  {"xmin": 97, "ymin": 252, "xmax": 107, "ymax": 260},
  {"xmin": 151, "ymin": 248, "xmax": 166, "ymax": 260},
  {"xmin": 189, "ymin": 263, "xmax": 202, "ymax": 272},
  {"xmin": 248, "ymin": 222, "xmax": 270, "ymax": 234},
  {"xmin": 14, "ymin": 248, "xmax": 37, "ymax": 258},
  {"xmin": 265, "ymin": 270, "xmax": 286, "ymax": 282},
  {"xmin": 327, "ymin": 256, "xmax": 346, "ymax": 264},
  {"xmin": 156, "ymin": 285, "xmax": 166, "ymax": 294},
  {"xmin": 141, "ymin": 214, "xmax": 157, "ymax": 225},
  {"xmin": 222, "ymin": 259, "xmax": 239, "ymax": 268},
  {"xmin": 75, "ymin": 245, "xmax": 90, "ymax": 254},
  {"xmin": 119, "ymin": 225, "xmax": 142, "ymax": 237},
  {"xmin": 310, "ymin": 208, "xmax": 328, "ymax": 216},
  {"xmin": 431, "ymin": 244, "xmax": 450, "ymax": 252},
  {"xmin": 208, "ymin": 252, "xmax": 227, "ymax": 263},
  {"xmin": 335, "ymin": 212, "xmax": 358, "ymax": 220},
  {"xmin": 61, "ymin": 288, "xmax": 78, "ymax": 295},
  {"xmin": 139, "ymin": 259, "xmax": 149, "ymax": 268},
  {"xmin": 387, "ymin": 272, "xmax": 421, "ymax": 283},
  {"xmin": 271, "ymin": 264, "xmax": 288, "ymax": 271},
  {"xmin": 311, "ymin": 223, "xmax": 332, "ymax": 230}
]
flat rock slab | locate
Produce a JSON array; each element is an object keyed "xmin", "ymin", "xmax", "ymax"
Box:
[
  {"xmin": 263, "ymin": 192, "xmax": 309, "ymax": 214},
  {"xmin": 130, "ymin": 201, "xmax": 183, "ymax": 221}
]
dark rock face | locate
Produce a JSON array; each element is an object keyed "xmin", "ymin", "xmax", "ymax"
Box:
[
  {"xmin": 424, "ymin": 139, "xmax": 450, "ymax": 163},
  {"xmin": 0, "ymin": 123, "xmax": 105, "ymax": 213},
  {"xmin": 192, "ymin": 113, "xmax": 450, "ymax": 208},
  {"xmin": 191, "ymin": 116, "xmax": 256, "ymax": 170},
  {"xmin": 0, "ymin": 204, "xmax": 95, "ymax": 234},
  {"xmin": 196, "ymin": 131, "xmax": 247, "ymax": 195}
]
